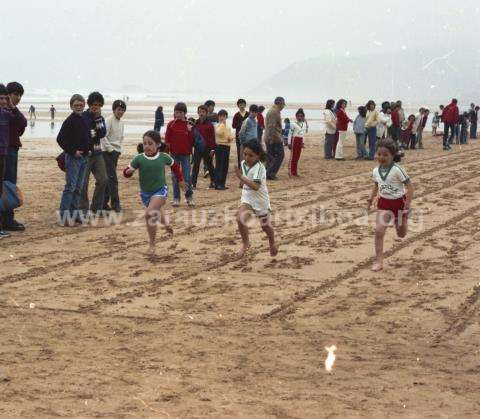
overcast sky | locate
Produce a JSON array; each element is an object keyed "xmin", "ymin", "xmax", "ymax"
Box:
[{"xmin": 1, "ymin": 0, "xmax": 479, "ymax": 97}]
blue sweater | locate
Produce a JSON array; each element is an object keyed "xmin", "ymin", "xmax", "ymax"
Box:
[{"xmin": 239, "ymin": 116, "xmax": 258, "ymax": 144}]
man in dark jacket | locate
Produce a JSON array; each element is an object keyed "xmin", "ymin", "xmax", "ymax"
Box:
[
  {"xmin": 2, "ymin": 82, "xmax": 27, "ymax": 231},
  {"xmin": 469, "ymin": 103, "xmax": 478, "ymax": 139}
]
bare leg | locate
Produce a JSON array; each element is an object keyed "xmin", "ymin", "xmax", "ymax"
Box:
[
  {"xmin": 395, "ymin": 211, "xmax": 409, "ymax": 238},
  {"xmin": 145, "ymin": 197, "xmax": 169, "ymax": 255},
  {"xmin": 237, "ymin": 205, "xmax": 252, "ymax": 256},
  {"xmin": 372, "ymin": 210, "xmax": 392, "ymax": 271},
  {"xmin": 260, "ymin": 215, "xmax": 278, "ymax": 256}
]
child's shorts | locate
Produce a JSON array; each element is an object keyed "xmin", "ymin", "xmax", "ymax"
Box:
[
  {"xmin": 140, "ymin": 186, "xmax": 168, "ymax": 207},
  {"xmin": 377, "ymin": 195, "xmax": 406, "ymax": 221},
  {"xmin": 240, "ymin": 202, "xmax": 271, "ymax": 219}
]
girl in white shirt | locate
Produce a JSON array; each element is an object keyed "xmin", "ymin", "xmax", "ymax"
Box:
[
  {"xmin": 376, "ymin": 102, "xmax": 392, "ymax": 140},
  {"xmin": 323, "ymin": 99, "xmax": 337, "ymax": 159},
  {"xmin": 367, "ymin": 139, "xmax": 414, "ymax": 272},
  {"xmin": 235, "ymin": 140, "xmax": 277, "ymax": 257},
  {"xmin": 288, "ymin": 108, "xmax": 308, "ymax": 177}
]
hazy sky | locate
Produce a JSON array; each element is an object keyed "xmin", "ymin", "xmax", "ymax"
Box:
[{"xmin": 2, "ymin": 0, "xmax": 479, "ymax": 97}]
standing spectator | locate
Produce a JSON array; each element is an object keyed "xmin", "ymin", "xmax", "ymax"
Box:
[
  {"xmin": 214, "ymin": 109, "xmax": 234, "ymax": 190},
  {"xmin": 418, "ymin": 109, "xmax": 429, "ymax": 149},
  {"xmin": 282, "ymin": 118, "xmax": 291, "ymax": 146},
  {"xmin": 323, "ymin": 99, "xmax": 337, "ymax": 159},
  {"xmin": 287, "ymin": 108, "xmax": 308, "ymax": 176},
  {"xmin": 238, "ymin": 104, "xmax": 259, "ymax": 150},
  {"xmin": 154, "ymin": 105, "xmax": 164, "ymax": 132},
  {"xmin": 57, "ymin": 94, "xmax": 90, "ymax": 225},
  {"xmin": 431, "ymin": 112, "xmax": 440, "ymax": 136},
  {"xmin": 334, "ymin": 99, "xmax": 352, "ymax": 161},
  {"xmin": 460, "ymin": 112, "xmax": 469, "ymax": 145},
  {"xmin": 50, "ymin": 105, "xmax": 56, "ymax": 121},
  {"xmin": 28, "ymin": 105, "xmax": 36, "ymax": 120},
  {"xmin": 396, "ymin": 101, "xmax": 406, "ymax": 127},
  {"xmin": 353, "ymin": 106, "xmax": 367, "ymax": 159},
  {"xmin": 264, "ymin": 96, "xmax": 286, "ymax": 180},
  {"xmin": 191, "ymin": 105, "xmax": 216, "ymax": 190},
  {"xmin": 102, "ymin": 99, "xmax": 126, "ymax": 213},
  {"xmin": 165, "ymin": 102, "xmax": 194, "ymax": 206},
  {"xmin": 390, "ymin": 103, "xmax": 401, "ymax": 144},
  {"xmin": 442, "ymin": 98, "xmax": 459, "ymax": 150},
  {"xmin": 365, "ymin": 100, "xmax": 379, "ymax": 160},
  {"xmin": 377, "ymin": 102, "xmax": 392, "ymax": 141},
  {"xmin": 2, "ymin": 82, "xmax": 27, "ymax": 231},
  {"xmin": 413, "ymin": 108, "xmax": 424, "ymax": 149},
  {"xmin": 257, "ymin": 105, "xmax": 265, "ymax": 143},
  {"xmin": 80, "ymin": 92, "xmax": 108, "ymax": 215},
  {"xmin": 232, "ymin": 99, "xmax": 249, "ymax": 167},
  {"xmin": 469, "ymin": 103, "xmax": 478, "ymax": 139},
  {"xmin": 205, "ymin": 100, "xmax": 218, "ymax": 124}
]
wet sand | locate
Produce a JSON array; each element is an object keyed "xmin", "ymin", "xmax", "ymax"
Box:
[{"xmin": 1, "ymin": 131, "xmax": 479, "ymax": 417}]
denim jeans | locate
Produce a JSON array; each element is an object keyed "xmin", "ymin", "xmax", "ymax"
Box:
[
  {"xmin": 266, "ymin": 142, "xmax": 285, "ymax": 178},
  {"xmin": 59, "ymin": 154, "xmax": 88, "ymax": 218},
  {"xmin": 215, "ymin": 145, "xmax": 231, "ymax": 187},
  {"xmin": 172, "ymin": 154, "xmax": 193, "ymax": 200},
  {"xmin": 470, "ymin": 122, "xmax": 477, "ymax": 139},
  {"xmin": 443, "ymin": 122, "xmax": 455, "ymax": 147},
  {"xmin": 1, "ymin": 147, "xmax": 19, "ymax": 225},
  {"xmin": 366, "ymin": 127, "xmax": 377, "ymax": 160},
  {"xmin": 355, "ymin": 133, "xmax": 367, "ymax": 158},
  {"xmin": 102, "ymin": 151, "xmax": 121, "ymax": 210},
  {"xmin": 80, "ymin": 152, "xmax": 108, "ymax": 213},
  {"xmin": 324, "ymin": 133, "xmax": 334, "ymax": 159}
]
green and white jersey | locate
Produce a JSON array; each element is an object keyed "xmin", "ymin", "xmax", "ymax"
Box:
[
  {"xmin": 373, "ymin": 163, "xmax": 410, "ymax": 199},
  {"xmin": 240, "ymin": 160, "xmax": 271, "ymax": 215},
  {"xmin": 130, "ymin": 152, "xmax": 174, "ymax": 193}
]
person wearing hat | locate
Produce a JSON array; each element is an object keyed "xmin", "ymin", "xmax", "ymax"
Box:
[{"xmin": 264, "ymin": 96, "xmax": 286, "ymax": 180}]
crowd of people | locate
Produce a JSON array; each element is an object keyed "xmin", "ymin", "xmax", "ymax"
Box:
[{"xmin": 0, "ymin": 83, "xmax": 477, "ymax": 269}]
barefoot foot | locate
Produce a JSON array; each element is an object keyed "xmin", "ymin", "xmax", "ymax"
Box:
[
  {"xmin": 165, "ymin": 225, "xmax": 174, "ymax": 237},
  {"xmin": 148, "ymin": 245, "xmax": 156, "ymax": 256},
  {"xmin": 371, "ymin": 262, "xmax": 383, "ymax": 272},
  {"xmin": 238, "ymin": 243, "xmax": 251, "ymax": 257},
  {"xmin": 269, "ymin": 243, "xmax": 278, "ymax": 257}
]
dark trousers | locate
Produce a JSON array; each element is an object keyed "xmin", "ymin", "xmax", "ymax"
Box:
[
  {"xmin": 1, "ymin": 147, "xmax": 18, "ymax": 225},
  {"xmin": 443, "ymin": 122, "xmax": 455, "ymax": 148},
  {"xmin": 236, "ymin": 138, "xmax": 242, "ymax": 167},
  {"xmin": 266, "ymin": 142, "xmax": 285, "ymax": 179},
  {"xmin": 102, "ymin": 151, "xmax": 121, "ymax": 210},
  {"xmin": 366, "ymin": 127, "xmax": 377, "ymax": 160},
  {"xmin": 0, "ymin": 155, "xmax": 5, "ymax": 197},
  {"xmin": 324, "ymin": 133, "xmax": 334, "ymax": 159},
  {"xmin": 215, "ymin": 145, "xmax": 230, "ymax": 187},
  {"xmin": 191, "ymin": 148, "xmax": 215, "ymax": 187},
  {"xmin": 80, "ymin": 153, "xmax": 108, "ymax": 213},
  {"xmin": 470, "ymin": 122, "xmax": 477, "ymax": 139}
]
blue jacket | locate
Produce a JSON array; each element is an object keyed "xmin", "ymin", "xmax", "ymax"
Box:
[
  {"xmin": 353, "ymin": 115, "xmax": 366, "ymax": 134},
  {"xmin": 239, "ymin": 116, "xmax": 258, "ymax": 144}
]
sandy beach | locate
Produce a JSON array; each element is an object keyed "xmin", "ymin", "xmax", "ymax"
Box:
[{"xmin": 1, "ymin": 119, "xmax": 479, "ymax": 417}]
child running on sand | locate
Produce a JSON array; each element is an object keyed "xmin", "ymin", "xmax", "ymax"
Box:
[
  {"xmin": 124, "ymin": 130, "xmax": 185, "ymax": 256},
  {"xmin": 367, "ymin": 139, "xmax": 414, "ymax": 272},
  {"xmin": 235, "ymin": 140, "xmax": 277, "ymax": 257}
]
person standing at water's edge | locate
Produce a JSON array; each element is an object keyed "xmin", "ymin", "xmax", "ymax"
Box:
[
  {"xmin": 102, "ymin": 99, "xmax": 126, "ymax": 213},
  {"xmin": 334, "ymin": 99, "xmax": 352, "ymax": 161},
  {"xmin": 2, "ymin": 82, "xmax": 27, "ymax": 232},
  {"xmin": 264, "ymin": 96, "xmax": 286, "ymax": 180},
  {"xmin": 80, "ymin": 92, "xmax": 108, "ymax": 216},
  {"xmin": 323, "ymin": 99, "xmax": 336, "ymax": 159},
  {"xmin": 50, "ymin": 105, "xmax": 56, "ymax": 121},
  {"xmin": 154, "ymin": 105, "xmax": 164, "ymax": 133}
]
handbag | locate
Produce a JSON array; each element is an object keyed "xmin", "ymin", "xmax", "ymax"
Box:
[{"xmin": 56, "ymin": 152, "xmax": 66, "ymax": 172}]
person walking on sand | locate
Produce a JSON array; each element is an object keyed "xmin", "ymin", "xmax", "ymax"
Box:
[
  {"xmin": 50, "ymin": 105, "xmax": 56, "ymax": 121},
  {"xmin": 287, "ymin": 108, "xmax": 308, "ymax": 176},
  {"xmin": 334, "ymin": 99, "xmax": 352, "ymax": 161},
  {"xmin": 323, "ymin": 99, "xmax": 336, "ymax": 159},
  {"xmin": 353, "ymin": 106, "xmax": 367, "ymax": 159},
  {"xmin": 365, "ymin": 100, "xmax": 379, "ymax": 160},
  {"xmin": 235, "ymin": 140, "xmax": 277, "ymax": 257},
  {"xmin": 28, "ymin": 105, "xmax": 36, "ymax": 121},
  {"xmin": 264, "ymin": 96, "xmax": 286, "ymax": 180},
  {"xmin": 469, "ymin": 103, "xmax": 478, "ymax": 139},
  {"xmin": 367, "ymin": 139, "xmax": 414, "ymax": 272},
  {"xmin": 123, "ymin": 130, "xmax": 186, "ymax": 256}
]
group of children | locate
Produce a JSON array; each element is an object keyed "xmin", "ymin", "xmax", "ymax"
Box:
[{"xmin": 0, "ymin": 86, "xmax": 416, "ymax": 270}]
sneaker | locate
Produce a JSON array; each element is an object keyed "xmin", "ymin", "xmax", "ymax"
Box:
[
  {"xmin": 172, "ymin": 199, "xmax": 180, "ymax": 207},
  {"xmin": 208, "ymin": 183, "xmax": 216, "ymax": 189},
  {"xmin": 187, "ymin": 198, "xmax": 195, "ymax": 207},
  {"xmin": 203, "ymin": 170, "xmax": 210, "ymax": 178},
  {"xmin": 0, "ymin": 230, "xmax": 11, "ymax": 238},
  {"xmin": 3, "ymin": 220, "xmax": 26, "ymax": 232}
]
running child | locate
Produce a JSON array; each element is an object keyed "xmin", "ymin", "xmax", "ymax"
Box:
[
  {"xmin": 288, "ymin": 108, "xmax": 308, "ymax": 176},
  {"xmin": 367, "ymin": 139, "xmax": 414, "ymax": 272},
  {"xmin": 235, "ymin": 140, "xmax": 277, "ymax": 257},
  {"xmin": 124, "ymin": 130, "xmax": 186, "ymax": 256}
]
